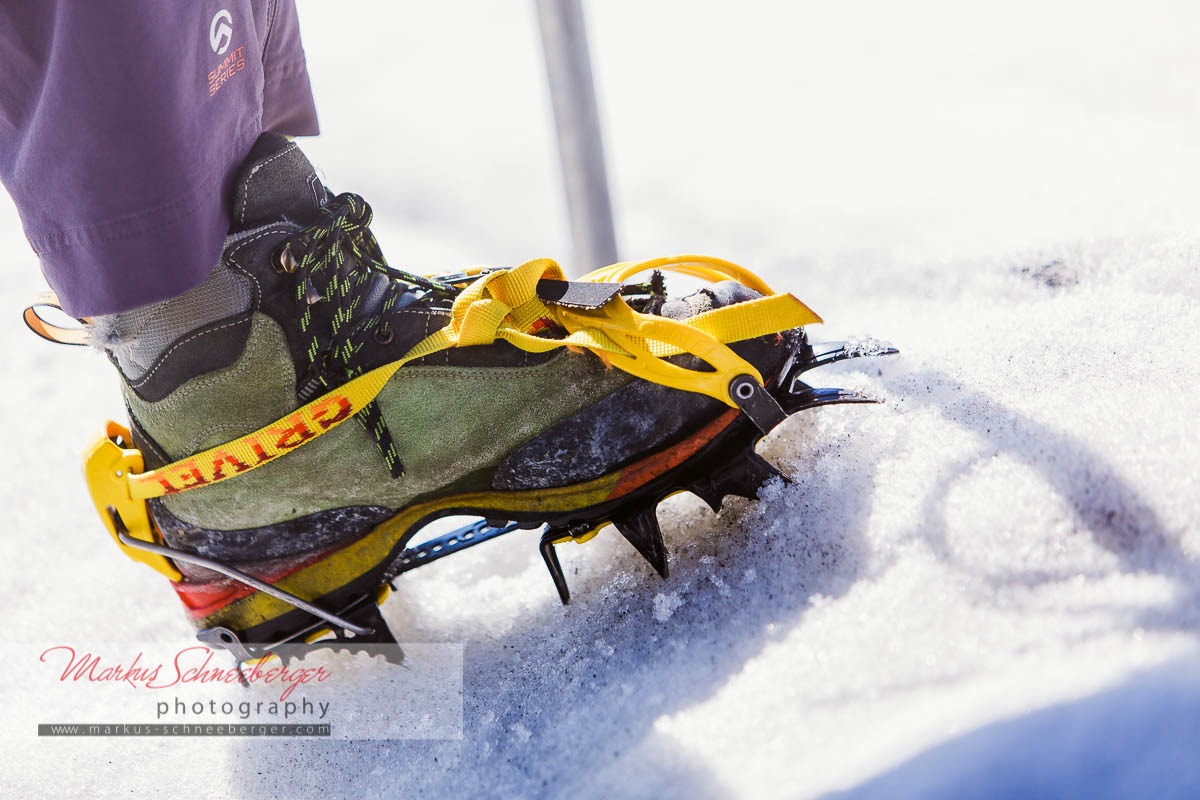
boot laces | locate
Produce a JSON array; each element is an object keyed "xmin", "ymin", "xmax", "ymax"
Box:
[{"xmin": 279, "ymin": 192, "xmax": 457, "ymax": 477}]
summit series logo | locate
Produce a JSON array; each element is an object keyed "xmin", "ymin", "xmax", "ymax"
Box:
[
  {"xmin": 206, "ymin": 8, "xmax": 245, "ymax": 97},
  {"xmin": 209, "ymin": 9, "xmax": 233, "ymax": 55}
]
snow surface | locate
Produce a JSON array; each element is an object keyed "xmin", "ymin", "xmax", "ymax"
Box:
[{"xmin": 3, "ymin": 1, "xmax": 1200, "ymax": 797}]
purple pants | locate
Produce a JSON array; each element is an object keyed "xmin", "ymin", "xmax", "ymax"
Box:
[{"xmin": 0, "ymin": 1, "xmax": 318, "ymax": 316}]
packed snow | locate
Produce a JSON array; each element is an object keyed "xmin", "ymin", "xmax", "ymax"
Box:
[{"xmin": 2, "ymin": 1, "xmax": 1199, "ymax": 797}]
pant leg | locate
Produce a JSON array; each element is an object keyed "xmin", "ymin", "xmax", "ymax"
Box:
[
  {"xmin": 261, "ymin": 0, "xmax": 319, "ymax": 134},
  {"xmin": 0, "ymin": 0, "xmax": 318, "ymax": 317}
]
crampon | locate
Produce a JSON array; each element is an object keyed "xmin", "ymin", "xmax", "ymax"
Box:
[{"xmin": 79, "ymin": 316, "xmax": 894, "ymax": 665}]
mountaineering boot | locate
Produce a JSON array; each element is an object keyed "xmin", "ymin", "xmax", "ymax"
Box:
[{"xmin": 25, "ymin": 133, "xmax": 895, "ymax": 656}]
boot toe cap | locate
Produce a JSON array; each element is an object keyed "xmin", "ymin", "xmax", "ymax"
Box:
[{"xmin": 658, "ymin": 280, "xmax": 763, "ymax": 320}]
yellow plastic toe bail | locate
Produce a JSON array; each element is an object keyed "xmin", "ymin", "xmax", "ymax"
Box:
[{"xmin": 82, "ymin": 421, "xmax": 183, "ymax": 581}]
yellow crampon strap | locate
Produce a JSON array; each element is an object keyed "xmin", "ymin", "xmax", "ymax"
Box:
[{"xmin": 116, "ymin": 255, "xmax": 820, "ymax": 502}]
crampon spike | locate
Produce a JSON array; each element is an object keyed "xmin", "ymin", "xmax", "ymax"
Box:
[
  {"xmin": 612, "ymin": 506, "xmax": 669, "ymax": 579},
  {"xmin": 539, "ymin": 528, "xmax": 572, "ymax": 605},
  {"xmin": 784, "ymin": 382, "xmax": 882, "ymax": 414},
  {"xmin": 688, "ymin": 447, "xmax": 790, "ymax": 510},
  {"xmin": 687, "ymin": 476, "xmax": 726, "ymax": 514},
  {"xmin": 793, "ymin": 339, "xmax": 899, "ymax": 374},
  {"xmin": 776, "ymin": 337, "xmax": 897, "ymax": 414},
  {"xmin": 714, "ymin": 448, "xmax": 791, "ymax": 501}
]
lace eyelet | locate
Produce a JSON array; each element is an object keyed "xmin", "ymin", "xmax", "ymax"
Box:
[
  {"xmin": 373, "ymin": 326, "xmax": 394, "ymax": 345},
  {"xmin": 275, "ymin": 243, "xmax": 299, "ymax": 274}
]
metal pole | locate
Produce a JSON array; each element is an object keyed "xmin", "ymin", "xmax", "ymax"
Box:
[{"xmin": 534, "ymin": 0, "xmax": 619, "ymax": 274}]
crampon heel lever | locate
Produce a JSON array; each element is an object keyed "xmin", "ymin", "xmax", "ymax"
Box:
[{"xmin": 107, "ymin": 507, "xmax": 373, "ymax": 638}]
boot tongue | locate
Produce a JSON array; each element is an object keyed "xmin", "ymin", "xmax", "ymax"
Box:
[{"xmin": 230, "ymin": 132, "xmax": 329, "ymax": 231}]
